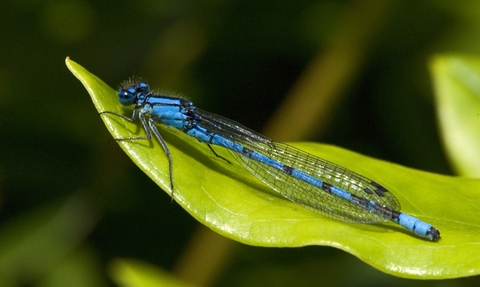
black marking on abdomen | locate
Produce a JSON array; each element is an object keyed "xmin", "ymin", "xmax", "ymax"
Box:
[
  {"xmin": 351, "ymin": 194, "xmax": 371, "ymax": 209},
  {"xmin": 243, "ymin": 147, "xmax": 254, "ymax": 158},
  {"xmin": 282, "ymin": 165, "xmax": 294, "ymax": 175},
  {"xmin": 322, "ymin": 182, "xmax": 333, "ymax": 193},
  {"xmin": 371, "ymin": 202, "xmax": 396, "ymax": 219}
]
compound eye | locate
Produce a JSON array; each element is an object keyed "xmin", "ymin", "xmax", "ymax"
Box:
[{"xmin": 118, "ymin": 88, "xmax": 136, "ymax": 106}]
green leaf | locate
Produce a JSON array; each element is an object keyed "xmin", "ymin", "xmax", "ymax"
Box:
[
  {"xmin": 67, "ymin": 57, "xmax": 480, "ymax": 279},
  {"xmin": 108, "ymin": 258, "xmax": 196, "ymax": 287},
  {"xmin": 430, "ymin": 54, "xmax": 480, "ymax": 177}
]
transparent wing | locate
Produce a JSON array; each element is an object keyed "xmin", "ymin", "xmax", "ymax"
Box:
[
  {"xmin": 194, "ymin": 109, "xmax": 400, "ymax": 224},
  {"xmin": 236, "ymin": 142, "xmax": 400, "ymax": 223}
]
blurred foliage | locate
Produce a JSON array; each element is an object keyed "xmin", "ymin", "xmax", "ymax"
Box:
[
  {"xmin": 2, "ymin": 0, "xmax": 480, "ymax": 286},
  {"xmin": 431, "ymin": 55, "xmax": 480, "ymax": 177}
]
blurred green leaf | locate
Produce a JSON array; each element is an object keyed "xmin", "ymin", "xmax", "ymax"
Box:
[
  {"xmin": 109, "ymin": 258, "xmax": 196, "ymax": 287},
  {"xmin": 37, "ymin": 247, "xmax": 107, "ymax": 287},
  {"xmin": 68, "ymin": 57, "xmax": 480, "ymax": 279},
  {"xmin": 430, "ymin": 54, "xmax": 480, "ymax": 177}
]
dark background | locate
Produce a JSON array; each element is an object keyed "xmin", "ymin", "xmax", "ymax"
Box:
[{"xmin": 0, "ymin": 0, "xmax": 478, "ymax": 286}]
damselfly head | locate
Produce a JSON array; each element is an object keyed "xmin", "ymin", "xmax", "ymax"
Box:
[{"xmin": 118, "ymin": 82, "xmax": 150, "ymax": 106}]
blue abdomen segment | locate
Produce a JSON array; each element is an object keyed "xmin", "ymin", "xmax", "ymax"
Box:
[{"xmin": 395, "ymin": 213, "xmax": 438, "ymax": 241}]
